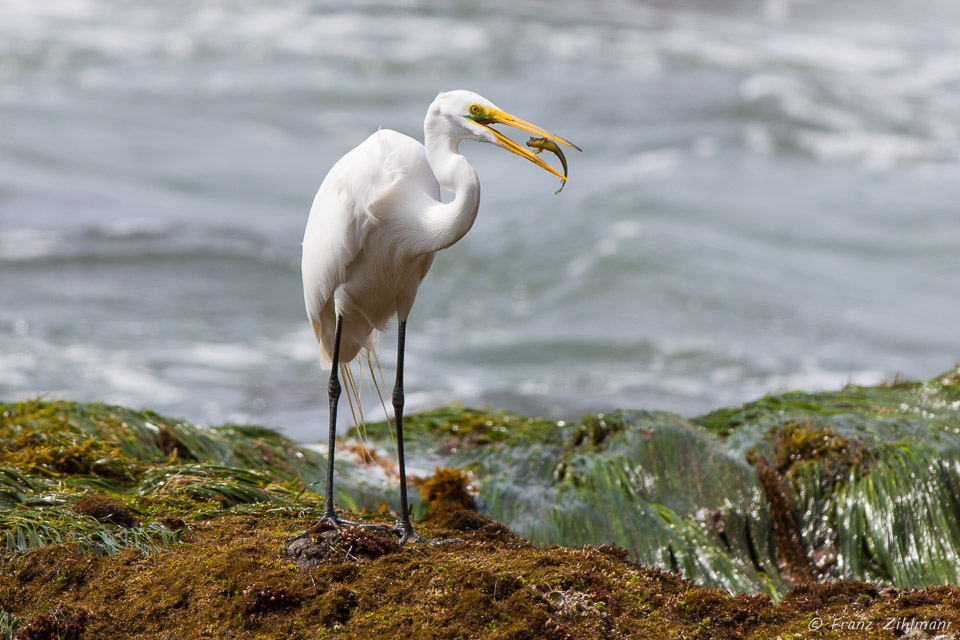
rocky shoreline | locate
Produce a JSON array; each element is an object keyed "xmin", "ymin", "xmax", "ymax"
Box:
[{"xmin": 2, "ymin": 367, "xmax": 959, "ymax": 638}]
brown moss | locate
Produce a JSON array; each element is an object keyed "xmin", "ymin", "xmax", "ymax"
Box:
[
  {"xmin": 567, "ymin": 570, "xmax": 618, "ymax": 613},
  {"xmin": 436, "ymin": 510, "xmax": 527, "ymax": 545},
  {"xmin": 497, "ymin": 588, "xmax": 552, "ymax": 639},
  {"xmin": 286, "ymin": 525, "xmax": 403, "ymax": 568},
  {"xmin": 321, "ymin": 587, "xmax": 359, "ymax": 626},
  {"xmin": 677, "ymin": 587, "xmax": 772, "ymax": 636},
  {"xmin": 73, "ymin": 494, "xmax": 140, "ymax": 528},
  {"xmin": 437, "ymin": 509, "xmax": 492, "ymax": 532},
  {"xmin": 11, "ymin": 546, "xmax": 92, "ymax": 593},
  {"xmin": 595, "ymin": 543, "xmax": 629, "ymax": 562},
  {"xmin": 747, "ymin": 451, "xmax": 814, "ymax": 584},
  {"xmin": 157, "ymin": 516, "xmax": 187, "ymax": 532},
  {"xmin": 325, "ymin": 563, "xmax": 361, "ymax": 583},
  {"xmin": 3, "ymin": 511, "xmax": 960, "ymax": 639},
  {"xmin": 414, "ymin": 467, "xmax": 477, "ymax": 520},
  {"xmin": 336, "ymin": 527, "xmax": 402, "ymax": 559},
  {"xmin": 895, "ymin": 586, "xmax": 960, "ymax": 607},
  {"xmin": 242, "ymin": 584, "xmax": 301, "ymax": 625},
  {"xmin": 571, "ymin": 412, "xmax": 627, "ymax": 447},
  {"xmin": 769, "ymin": 420, "xmax": 866, "ymax": 486},
  {"xmin": 781, "ymin": 580, "xmax": 879, "ymax": 611},
  {"xmin": 12, "ymin": 605, "xmax": 88, "ymax": 640},
  {"xmin": 155, "ymin": 425, "xmax": 196, "ymax": 461}
]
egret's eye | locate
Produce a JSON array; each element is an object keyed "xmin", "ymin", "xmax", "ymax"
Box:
[{"xmin": 468, "ymin": 104, "xmax": 481, "ymax": 116}]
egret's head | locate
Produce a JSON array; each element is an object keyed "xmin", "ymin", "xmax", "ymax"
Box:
[{"xmin": 427, "ymin": 90, "xmax": 581, "ymax": 181}]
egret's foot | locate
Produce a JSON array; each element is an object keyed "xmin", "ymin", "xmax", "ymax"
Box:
[
  {"xmin": 283, "ymin": 513, "xmax": 339, "ymax": 545},
  {"xmin": 392, "ymin": 520, "xmax": 464, "ymax": 546},
  {"xmin": 284, "ymin": 512, "xmax": 392, "ymax": 545}
]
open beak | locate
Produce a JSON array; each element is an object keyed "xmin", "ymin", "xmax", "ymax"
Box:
[{"xmin": 468, "ymin": 108, "xmax": 581, "ymax": 181}]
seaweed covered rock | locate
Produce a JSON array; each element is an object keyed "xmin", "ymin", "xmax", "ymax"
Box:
[
  {"xmin": 351, "ymin": 367, "xmax": 960, "ymax": 595},
  {"xmin": 365, "ymin": 407, "xmax": 783, "ymax": 594},
  {"xmin": 6, "ymin": 509, "xmax": 960, "ymax": 640},
  {"xmin": 3, "ymin": 369, "xmax": 960, "ymax": 639}
]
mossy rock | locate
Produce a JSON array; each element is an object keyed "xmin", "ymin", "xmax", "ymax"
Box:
[
  {"xmin": 5, "ymin": 512, "xmax": 960, "ymax": 640},
  {"xmin": 3, "ymin": 368, "xmax": 960, "ymax": 638}
]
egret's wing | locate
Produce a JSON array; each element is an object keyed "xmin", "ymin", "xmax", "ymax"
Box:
[{"xmin": 301, "ymin": 129, "xmax": 438, "ymax": 364}]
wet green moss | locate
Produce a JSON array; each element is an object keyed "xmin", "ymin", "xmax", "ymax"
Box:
[
  {"xmin": 0, "ymin": 398, "xmax": 382, "ymax": 559},
  {"xmin": 767, "ymin": 420, "xmax": 866, "ymax": 478},
  {"xmin": 4, "ymin": 375, "xmax": 960, "ymax": 637},
  {"xmin": 3, "ymin": 490, "xmax": 960, "ymax": 639},
  {"xmin": 569, "ymin": 412, "xmax": 629, "ymax": 447},
  {"xmin": 694, "ymin": 367, "xmax": 960, "ymax": 436},
  {"xmin": 731, "ymin": 368, "xmax": 960, "ymax": 589},
  {"xmin": 359, "ymin": 405, "xmax": 565, "ymax": 452}
]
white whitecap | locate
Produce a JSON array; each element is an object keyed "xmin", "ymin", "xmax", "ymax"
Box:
[{"xmin": 794, "ymin": 129, "xmax": 942, "ymax": 170}]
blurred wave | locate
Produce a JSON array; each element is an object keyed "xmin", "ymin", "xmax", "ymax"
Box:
[{"xmin": 1, "ymin": 0, "xmax": 957, "ymax": 439}]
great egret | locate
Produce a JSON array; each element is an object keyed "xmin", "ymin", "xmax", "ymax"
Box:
[{"xmin": 301, "ymin": 90, "xmax": 579, "ymax": 544}]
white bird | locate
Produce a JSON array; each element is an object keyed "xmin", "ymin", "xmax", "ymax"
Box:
[{"xmin": 300, "ymin": 90, "xmax": 579, "ymax": 544}]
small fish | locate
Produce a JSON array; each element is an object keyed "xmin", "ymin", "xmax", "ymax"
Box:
[{"xmin": 526, "ymin": 137, "xmax": 568, "ymax": 194}]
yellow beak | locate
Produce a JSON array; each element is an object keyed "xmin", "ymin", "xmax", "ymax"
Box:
[{"xmin": 469, "ymin": 107, "xmax": 581, "ymax": 181}]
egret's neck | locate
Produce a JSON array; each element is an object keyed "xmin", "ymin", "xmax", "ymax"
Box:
[{"xmin": 418, "ymin": 131, "xmax": 480, "ymax": 253}]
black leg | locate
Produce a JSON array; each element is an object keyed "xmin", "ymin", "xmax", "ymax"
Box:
[
  {"xmin": 316, "ymin": 315, "xmax": 386, "ymax": 530},
  {"xmin": 285, "ymin": 316, "xmax": 346, "ymax": 544},
  {"xmin": 392, "ymin": 321, "xmax": 461, "ymax": 546},
  {"xmin": 393, "ymin": 321, "xmax": 416, "ymax": 542},
  {"xmin": 288, "ymin": 317, "xmax": 458, "ymax": 547},
  {"xmin": 285, "ymin": 315, "xmax": 389, "ymax": 545},
  {"xmin": 322, "ymin": 314, "xmax": 345, "ymax": 520}
]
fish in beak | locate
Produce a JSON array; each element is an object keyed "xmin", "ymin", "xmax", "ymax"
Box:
[{"xmin": 466, "ymin": 106, "xmax": 581, "ymax": 182}]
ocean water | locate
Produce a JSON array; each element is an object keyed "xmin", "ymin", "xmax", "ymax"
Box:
[{"xmin": 1, "ymin": 0, "xmax": 958, "ymax": 441}]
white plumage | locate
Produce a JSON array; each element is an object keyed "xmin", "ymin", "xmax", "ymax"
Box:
[
  {"xmin": 302, "ymin": 128, "xmax": 440, "ymax": 365},
  {"xmin": 297, "ymin": 89, "xmax": 578, "ymax": 544}
]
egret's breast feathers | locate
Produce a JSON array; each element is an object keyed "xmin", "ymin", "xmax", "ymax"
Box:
[{"xmin": 301, "ymin": 129, "xmax": 440, "ymax": 364}]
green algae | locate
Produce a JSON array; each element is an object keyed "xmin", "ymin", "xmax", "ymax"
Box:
[
  {"xmin": 472, "ymin": 410, "xmax": 786, "ymax": 595},
  {"xmin": 356, "ymin": 404, "xmax": 564, "ymax": 452},
  {"xmin": 0, "ymin": 399, "xmax": 389, "ymax": 557},
  {"xmin": 3, "ymin": 366, "xmax": 960, "ymax": 609},
  {"xmin": 696, "ymin": 367, "xmax": 960, "ymax": 437},
  {"xmin": 0, "ymin": 611, "xmax": 18, "ymax": 640},
  {"xmin": 360, "ymin": 408, "xmax": 785, "ymax": 595},
  {"xmin": 720, "ymin": 367, "xmax": 960, "ymax": 591},
  {"xmin": 354, "ymin": 367, "xmax": 960, "ymax": 596},
  {"xmin": 4, "ymin": 388, "xmax": 960, "ymax": 637},
  {"xmin": 789, "ymin": 439, "xmax": 960, "ymax": 587}
]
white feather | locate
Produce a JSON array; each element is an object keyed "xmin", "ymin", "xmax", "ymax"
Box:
[{"xmin": 302, "ymin": 92, "xmax": 497, "ymax": 365}]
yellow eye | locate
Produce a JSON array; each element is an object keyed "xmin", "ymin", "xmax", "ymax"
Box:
[{"xmin": 468, "ymin": 104, "xmax": 481, "ymax": 115}]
